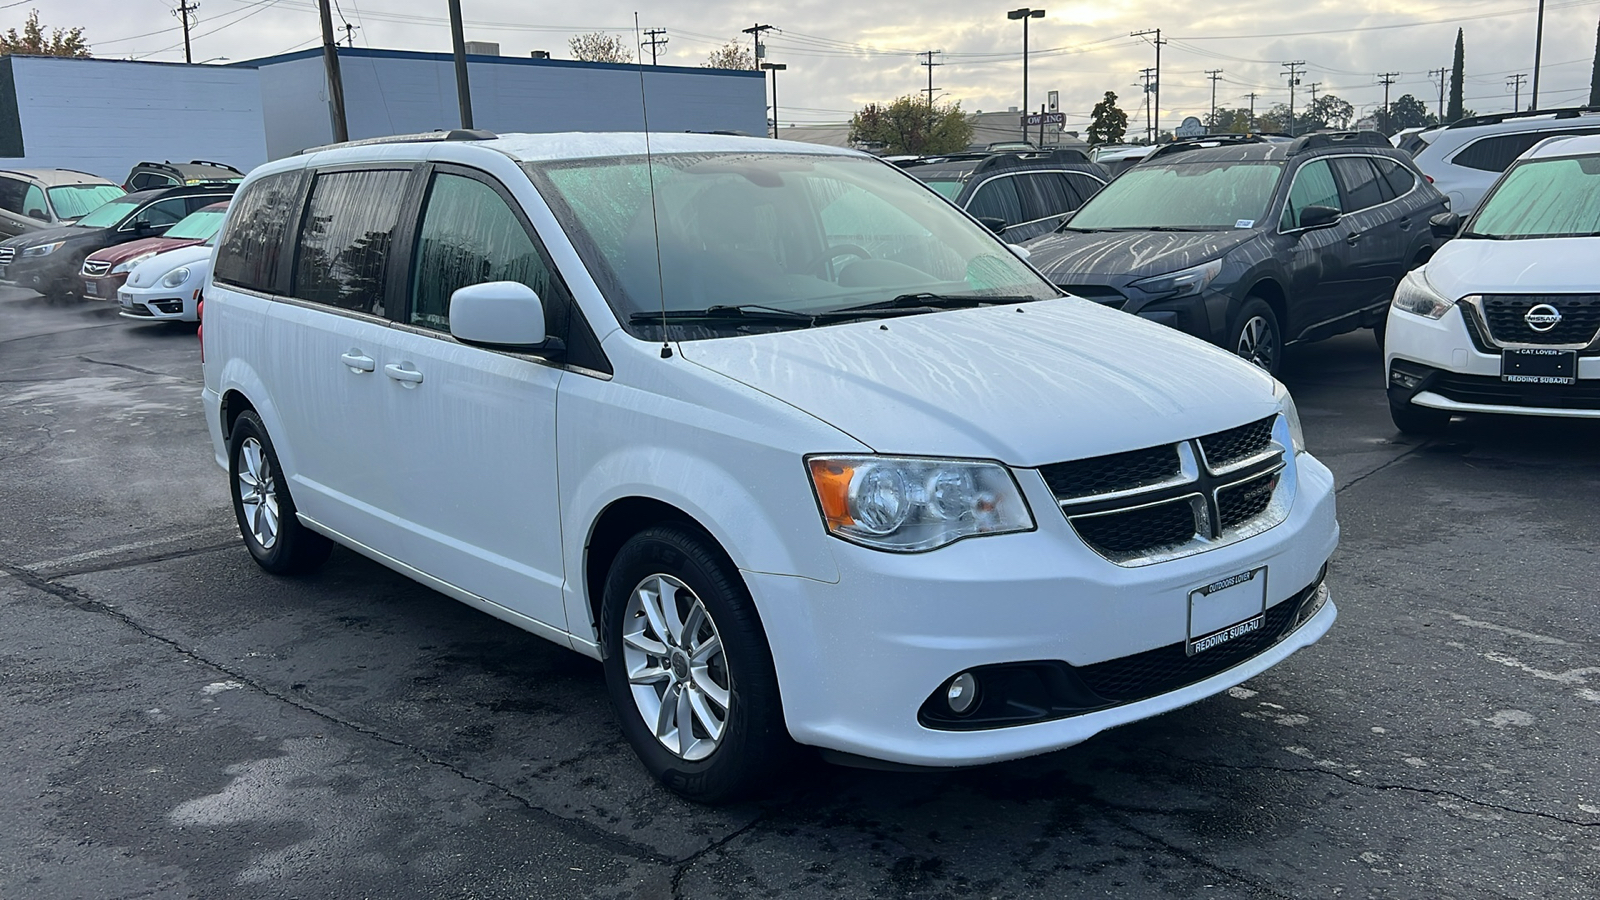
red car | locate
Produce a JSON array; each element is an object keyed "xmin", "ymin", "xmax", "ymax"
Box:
[{"xmin": 79, "ymin": 201, "xmax": 228, "ymax": 301}]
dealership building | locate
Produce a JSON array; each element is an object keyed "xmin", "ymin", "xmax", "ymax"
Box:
[{"xmin": 0, "ymin": 48, "xmax": 767, "ymax": 181}]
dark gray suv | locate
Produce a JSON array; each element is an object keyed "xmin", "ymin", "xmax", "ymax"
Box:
[{"xmin": 1022, "ymin": 132, "xmax": 1450, "ymax": 374}]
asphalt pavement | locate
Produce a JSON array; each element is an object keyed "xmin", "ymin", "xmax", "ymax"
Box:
[{"xmin": 2, "ymin": 286, "xmax": 1597, "ymax": 900}]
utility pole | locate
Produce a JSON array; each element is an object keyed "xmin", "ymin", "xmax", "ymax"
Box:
[
  {"xmin": 341, "ymin": 22, "xmax": 358, "ymax": 47},
  {"xmin": 741, "ymin": 23, "xmax": 774, "ymax": 70},
  {"xmin": 1429, "ymin": 67, "xmax": 1448, "ymax": 120},
  {"xmin": 1282, "ymin": 61, "xmax": 1305, "ymax": 135},
  {"xmin": 1132, "ymin": 28, "xmax": 1165, "ymax": 140},
  {"xmin": 447, "ymin": 0, "xmax": 473, "ymax": 128},
  {"xmin": 1206, "ymin": 68, "xmax": 1222, "ymax": 130},
  {"xmin": 917, "ymin": 50, "xmax": 942, "ymax": 110},
  {"xmin": 174, "ymin": 0, "xmax": 198, "ymax": 64},
  {"xmin": 316, "ymin": 0, "xmax": 348, "ymax": 142},
  {"xmin": 642, "ymin": 28, "xmax": 668, "ymax": 65},
  {"xmin": 1308, "ymin": 81, "xmax": 1321, "ymax": 105},
  {"xmin": 1532, "ymin": 0, "xmax": 1546, "ymax": 108},
  {"xmin": 1246, "ymin": 91, "xmax": 1258, "ymax": 131},
  {"xmin": 1508, "ymin": 72, "xmax": 1529, "ymax": 111},
  {"xmin": 1377, "ymin": 72, "xmax": 1399, "ymax": 134},
  {"xmin": 1138, "ymin": 68, "xmax": 1156, "ymax": 143}
]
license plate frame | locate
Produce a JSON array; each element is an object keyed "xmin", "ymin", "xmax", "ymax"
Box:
[
  {"xmin": 1502, "ymin": 347, "xmax": 1576, "ymax": 385},
  {"xmin": 83, "ymin": 279, "xmax": 97, "ymax": 297},
  {"xmin": 1187, "ymin": 566, "xmax": 1268, "ymax": 657}
]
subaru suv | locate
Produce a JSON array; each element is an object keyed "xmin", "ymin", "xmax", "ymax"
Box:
[
  {"xmin": 0, "ymin": 182, "xmax": 234, "ymax": 299},
  {"xmin": 123, "ymin": 159, "xmax": 244, "ymax": 191},
  {"xmin": 0, "ymin": 168, "xmax": 125, "ymax": 239},
  {"xmin": 1387, "ymin": 133, "xmax": 1600, "ymax": 433},
  {"xmin": 201, "ymin": 130, "xmax": 1338, "ymax": 802},
  {"xmin": 898, "ymin": 149, "xmax": 1110, "ymax": 242},
  {"xmin": 1022, "ymin": 132, "xmax": 1449, "ymax": 374},
  {"xmin": 1407, "ymin": 107, "xmax": 1600, "ymax": 216}
]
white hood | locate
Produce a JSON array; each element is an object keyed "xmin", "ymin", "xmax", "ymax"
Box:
[
  {"xmin": 1424, "ymin": 236, "xmax": 1598, "ymax": 299},
  {"xmin": 125, "ymin": 244, "xmax": 214, "ymax": 289},
  {"xmin": 677, "ymin": 298, "xmax": 1280, "ymax": 467}
]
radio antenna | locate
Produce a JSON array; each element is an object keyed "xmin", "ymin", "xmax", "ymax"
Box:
[{"xmin": 635, "ymin": 12, "xmax": 672, "ymax": 359}]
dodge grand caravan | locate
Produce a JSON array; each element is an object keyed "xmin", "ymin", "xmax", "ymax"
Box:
[{"xmin": 201, "ymin": 130, "xmax": 1339, "ymax": 802}]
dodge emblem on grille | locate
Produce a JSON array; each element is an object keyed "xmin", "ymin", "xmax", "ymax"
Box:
[{"xmin": 1524, "ymin": 303, "xmax": 1562, "ymax": 332}]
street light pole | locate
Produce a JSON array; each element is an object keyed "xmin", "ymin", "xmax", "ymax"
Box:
[
  {"xmin": 1531, "ymin": 0, "xmax": 1546, "ymax": 108},
  {"xmin": 761, "ymin": 62, "xmax": 786, "ymax": 138},
  {"xmin": 1008, "ymin": 8, "xmax": 1045, "ymax": 140}
]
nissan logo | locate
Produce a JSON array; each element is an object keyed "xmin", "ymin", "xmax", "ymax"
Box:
[{"xmin": 1525, "ymin": 303, "xmax": 1563, "ymax": 333}]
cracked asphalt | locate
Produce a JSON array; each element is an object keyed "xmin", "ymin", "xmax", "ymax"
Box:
[{"xmin": 2, "ymin": 286, "xmax": 1597, "ymax": 899}]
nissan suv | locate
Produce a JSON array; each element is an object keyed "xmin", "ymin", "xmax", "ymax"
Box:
[
  {"xmin": 0, "ymin": 182, "xmax": 234, "ymax": 299},
  {"xmin": 201, "ymin": 130, "xmax": 1338, "ymax": 802},
  {"xmin": 0, "ymin": 168, "xmax": 125, "ymax": 239},
  {"xmin": 1021, "ymin": 131, "xmax": 1449, "ymax": 374}
]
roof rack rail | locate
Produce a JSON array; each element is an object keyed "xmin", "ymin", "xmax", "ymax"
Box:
[
  {"xmin": 299, "ymin": 128, "xmax": 498, "ymax": 155},
  {"xmin": 52, "ymin": 167, "xmax": 102, "ymax": 178},
  {"xmin": 1143, "ymin": 133, "xmax": 1267, "ymax": 162},
  {"xmin": 1446, "ymin": 106, "xmax": 1600, "ymax": 130},
  {"xmin": 1285, "ymin": 130, "xmax": 1390, "ymax": 155},
  {"xmin": 187, "ymin": 159, "xmax": 244, "ymax": 173},
  {"xmin": 972, "ymin": 147, "xmax": 1094, "ymax": 173}
]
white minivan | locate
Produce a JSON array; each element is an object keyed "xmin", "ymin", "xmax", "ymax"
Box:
[{"xmin": 201, "ymin": 131, "xmax": 1339, "ymax": 802}]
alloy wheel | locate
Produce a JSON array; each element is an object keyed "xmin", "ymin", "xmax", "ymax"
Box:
[
  {"xmin": 1236, "ymin": 315, "xmax": 1277, "ymax": 371},
  {"xmin": 236, "ymin": 437, "xmax": 280, "ymax": 549},
  {"xmin": 621, "ymin": 573, "xmax": 731, "ymax": 761}
]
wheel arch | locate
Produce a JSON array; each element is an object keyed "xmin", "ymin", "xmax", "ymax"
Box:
[
  {"xmin": 583, "ymin": 496, "xmax": 709, "ymax": 639},
  {"xmin": 1244, "ymin": 277, "xmax": 1288, "ymax": 334}
]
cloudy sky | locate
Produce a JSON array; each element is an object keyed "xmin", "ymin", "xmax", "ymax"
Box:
[{"xmin": 60, "ymin": 0, "xmax": 1600, "ymax": 131}]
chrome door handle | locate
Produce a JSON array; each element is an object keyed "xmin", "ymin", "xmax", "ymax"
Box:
[
  {"xmin": 1345, "ymin": 233, "xmax": 1361, "ymax": 244},
  {"xmin": 340, "ymin": 351, "xmax": 376, "ymax": 372},
  {"xmin": 384, "ymin": 363, "xmax": 424, "ymax": 385}
]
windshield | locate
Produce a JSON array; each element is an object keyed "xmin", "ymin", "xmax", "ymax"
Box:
[
  {"xmin": 527, "ymin": 152, "xmax": 1056, "ymax": 337},
  {"xmin": 73, "ymin": 198, "xmax": 138, "ymax": 229},
  {"xmin": 1068, "ymin": 160, "xmax": 1284, "ymax": 230},
  {"xmin": 920, "ymin": 179, "xmax": 963, "ymax": 200},
  {"xmin": 164, "ymin": 208, "xmax": 226, "ymax": 241},
  {"xmin": 1470, "ymin": 155, "xmax": 1600, "ymax": 239},
  {"xmin": 49, "ymin": 184, "xmax": 126, "ymax": 220}
]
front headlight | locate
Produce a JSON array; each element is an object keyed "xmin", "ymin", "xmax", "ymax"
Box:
[
  {"xmin": 807, "ymin": 455, "xmax": 1035, "ymax": 552},
  {"xmin": 1392, "ymin": 268, "xmax": 1456, "ymax": 319},
  {"xmin": 1274, "ymin": 381, "xmax": 1306, "ymax": 454},
  {"xmin": 112, "ymin": 251, "xmax": 158, "ymax": 274},
  {"xmin": 1128, "ymin": 259, "xmax": 1224, "ymax": 298},
  {"xmin": 160, "ymin": 266, "xmax": 192, "ymax": 288},
  {"xmin": 21, "ymin": 241, "xmax": 63, "ymax": 257}
]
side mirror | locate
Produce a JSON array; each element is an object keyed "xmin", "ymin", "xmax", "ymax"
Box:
[
  {"xmin": 448, "ymin": 281, "xmax": 548, "ymax": 349},
  {"xmin": 25, "ymin": 208, "xmax": 47, "ymax": 221},
  {"xmin": 132, "ymin": 218, "xmax": 152, "ymax": 234},
  {"xmin": 1298, "ymin": 205, "xmax": 1341, "ymax": 230},
  {"xmin": 1429, "ymin": 211, "xmax": 1463, "ymax": 238},
  {"xmin": 975, "ymin": 215, "xmax": 1008, "ymax": 235},
  {"xmin": 1008, "ymin": 243, "xmax": 1032, "ymax": 261}
]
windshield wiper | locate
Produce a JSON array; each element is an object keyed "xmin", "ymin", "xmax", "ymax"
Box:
[
  {"xmin": 1457, "ymin": 231, "xmax": 1506, "ymax": 240},
  {"xmin": 628, "ymin": 304, "xmax": 816, "ymax": 324},
  {"xmin": 832, "ymin": 292, "xmax": 1038, "ymax": 313}
]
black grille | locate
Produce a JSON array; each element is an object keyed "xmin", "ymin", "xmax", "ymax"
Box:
[
  {"xmin": 1075, "ymin": 588, "xmax": 1308, "ymax": 702},
  {"xmin": 0, "ymin": 247, "xmax": 13, "ymax": 265},
  {"xmin": 1480, "ymin": 295, "xmax": 1600, "ymax": 346},
  {"xmin": 1040, "ymin": 444, "xmax": 1180, "ymax": 499},
  {"xmin": 1218, "ymin": 473, "xmax": 1277, "ymax": 531},
  {"xmin": 1430, "ymin": 372, "xmax": 1600, "ymax": 410},
  {"xmin": 81, "ymin": 260, "xmax": 112, "ymax": 277},
  {"xmin": 1198, "ymin": 416, "xmax": 1276, "ymax": 470},
  {"xmin": 1062, "ymin": 284, "xmax": 1128, "ymax": 309},
  {"xmin": 1072, "ymin": 498, "xmax": 1197, "ymax": 556}
]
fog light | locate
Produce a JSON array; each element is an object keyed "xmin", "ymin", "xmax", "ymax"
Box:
[
  {"xmin": 946, "ymin": 672, "xmax": 978, "ymax": 715},
  {"xmin": 1390, "ymin": 368, "xmax": 1422, "ymax": 389}
]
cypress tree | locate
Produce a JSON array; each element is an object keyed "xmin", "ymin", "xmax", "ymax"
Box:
[
  {"xmin": 1590, "ymin": 21, "xmax": 1600, "ymax": 106},
  {"xmin": 1447, "ymin": 29, "xmax": 1465, "ymax": 122}
]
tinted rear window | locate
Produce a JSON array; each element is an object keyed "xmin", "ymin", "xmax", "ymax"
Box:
[
  {"xmin": 290, "ymin": 168, "xmax": 411, "ymax": 315},
  {"xmin": 213, "ymin": 171, "xmax": 305, "ymax": 294}
]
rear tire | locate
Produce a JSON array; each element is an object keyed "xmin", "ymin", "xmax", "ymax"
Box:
[
  {"xmin": 1226, "ymin": 298, "xmax": 1283, "ymax": 376},
  {"xmin": 600, "ymin": 524, "xmax": 793, "ymax": 804},
  {"xmin": 228, "ymin": 410, "xmax": 332, "ymax": 575},
  {"xmin": 1389, "ymin": 400, "xmax": 1450, "ymax": 436}
]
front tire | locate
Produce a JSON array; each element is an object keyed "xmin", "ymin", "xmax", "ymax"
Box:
[
  {"xmin": 228, "ymin": 410, "xmax": 332, "ymax": 575},
  {"xmin": 600, "ymin": 525, "xmax": 792, "ymax": 803},
  {"xmin": 1227, "ymin": 298, "xmax": 1283, "ymax": 375},
  {"xmin": 1389, "ymin": 399, "xmax": 1450, "ymax": 436}
]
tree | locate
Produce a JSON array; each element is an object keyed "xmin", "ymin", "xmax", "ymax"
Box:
[
  {"xmin": 568, "ymin": 32, "xmax": 632, "ymax": 64},
  {"xmin": 848, "ymin": 96, "xmax": 973, "ymax": 155},
  {"xmin": 1256, "ymin": 103, "xmax": 1294, "ymax": 134},
  {"xmin": 0, "ymin": 9, "xmax": 90, "ymax": 57},
  {"xmin": 1447, "ymin": 28, "xmax": 1466, "ymax": 122},
  {"xmin": 1206, "ymin": 108, "xmax": 1253, "ymax": 133},
  {"xmin": 703, "ymin": 41, "xmax": 753, "ymax": 70},
  {"xmin": 1087, "ymin": 92, "xmax": 1128, "ymax": 144},
  {"xmin": 1590, "ymin": 19, "xmax": 1600, "ymax": 106},
  {"xmin": 1306, "ymin": 94, "xmax": 1354, "ymax": 130},
  {"xmin": 1381, "ymin": 94, "xmax": 1437, "ymax": 134}
]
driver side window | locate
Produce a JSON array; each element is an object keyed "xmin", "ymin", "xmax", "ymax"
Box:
[
  {"xmin": 134, "ymin": 197, "xmax": 189, "ymax": 229},
  {"xmin": 1280, "ymin": 160, "xmax": 1340, "ymax": 230}
]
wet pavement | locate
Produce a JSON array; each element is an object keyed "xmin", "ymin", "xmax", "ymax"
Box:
[{"xmin": 3, "ymin": 287, "xmax": 1597, "ymax": 899}]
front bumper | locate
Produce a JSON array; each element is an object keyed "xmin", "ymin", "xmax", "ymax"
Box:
[
  {"xmin": 0, "ymin": 253, "xmax": 76, "ymax": 292},
  {"xmin": 117, "ymin": 283, "xmax": 198, "ymax": 321},
  {"xmin": 1386, "ymin": 304, "xmax": 1600, "ymax": 418},
  {"xmin": 81, "ymin": 271, "xmax": 128, "ymax": 300},
  {"xmin": 747, "ymin": 451, "xmax": 1339, "ymax": 767}
]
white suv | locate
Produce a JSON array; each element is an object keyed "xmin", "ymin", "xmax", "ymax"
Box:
[
  {"xmin": 200, "ymin": 130, "xmax": 1339, "ymax": 802},
  {"xmin": 1387, "ymin": 133, "xmax": 1600, "ymax": 433},
  {"xmin": 1408, "ymin": 107, "xmax": 1600, "ymax": 215}
]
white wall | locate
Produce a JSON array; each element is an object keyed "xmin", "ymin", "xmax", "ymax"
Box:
[
  {"xmin": 258, "ymin": 50, "xmax": 768, "ymax": 160},
  {"xmin": 3, "ymin": 56, "xmax": 267, "ymax": 181}
]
